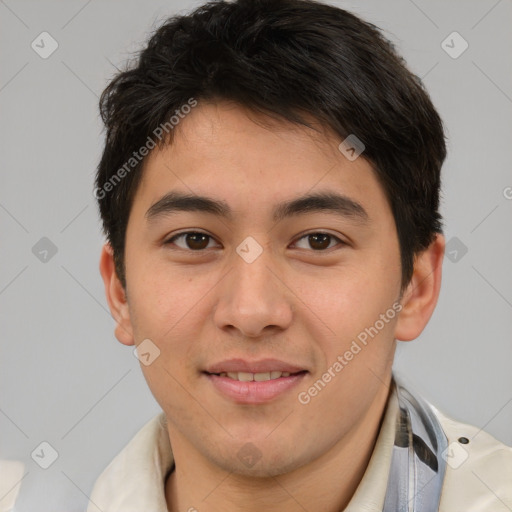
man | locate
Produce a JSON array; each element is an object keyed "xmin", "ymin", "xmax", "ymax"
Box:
[{"xmin": 88, "ymin": 0, "xmax": 512, "ymax": 510}]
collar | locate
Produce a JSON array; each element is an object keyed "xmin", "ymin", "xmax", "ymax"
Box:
[{"xmin": 88, "ymin": 374, "xmax": 434, "ymax": 512}]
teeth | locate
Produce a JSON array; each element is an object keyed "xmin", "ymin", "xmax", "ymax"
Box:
[
  {"xmin": 237, "ymin": 372, "xmax": 254, "ymax": 382},
  {"xmin": 254, "ymin": 372, "xmax": 271, "ymax": 382},
  {"xmin": 220, "ymin": 371, "xmax": 293, "ymax": 381}
]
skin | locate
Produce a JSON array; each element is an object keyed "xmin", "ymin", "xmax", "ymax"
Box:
[{"xmin": 100, "ymin": 100, "xmax": 445, "ymax": 512}]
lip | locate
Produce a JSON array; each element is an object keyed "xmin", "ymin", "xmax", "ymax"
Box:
[
  {"xmin": 204, "ymin": 371, "xmax": 307, "ymax": 404},
  {"xmin": 204, "ymin": 358, "xmax": 306, "ymax": 374}
]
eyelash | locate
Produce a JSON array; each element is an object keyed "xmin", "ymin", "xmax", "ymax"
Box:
[{"xmin": 163, "ymin": 230, "xmax": 346, "ymax": 252}]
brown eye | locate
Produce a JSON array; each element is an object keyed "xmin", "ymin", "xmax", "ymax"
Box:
[
  {"xmin": 293, "ymin": 232, "xmax": 344, "ymax": 251},
  {"xmin": 308, "ymin": 233, "xmax": 331, "ymax": 250},
  {"xmin": 166, "ymin": 232, "xmax": 217, "ymax": 251}
]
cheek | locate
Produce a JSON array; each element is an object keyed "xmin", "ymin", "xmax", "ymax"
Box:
[
  {"xmin": 127, "ymin": 268, "xmax": 214, "ymax": 380},
  {"xmin": 296, "ymin": 262, "xmax": 390, "ymax": 322},
  {"xmin": 299, "ymin": 261, "xmax": 400, "ymax": 360},
  {"xmin": 128, "ymin": 264, "xmax": 204, "ymax": 338},
  {"xmin": 129, "ymin": 271, "xmax": 206, "ymax": 406}
]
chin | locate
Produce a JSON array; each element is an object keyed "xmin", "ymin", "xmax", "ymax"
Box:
[{"xmin": 208, "ymin": 445, "xmax": 308, "ymax": 479}]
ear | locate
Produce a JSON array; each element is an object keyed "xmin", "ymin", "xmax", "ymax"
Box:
[
  {"xmin": 99, "ymin": 243, "xmax": 135, "ymax": 346},
  {"xmin": 394, "ymin": 233, "xmax": 445, "ymax": 342}
]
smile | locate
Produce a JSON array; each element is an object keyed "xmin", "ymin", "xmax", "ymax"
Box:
[
  {"xmin": 215, "ymin": 371, "xmax": 292, "ymax": 381},
  {"xmin": 204, "ymin": 370, "xmax": 308, "ymax": 404}
]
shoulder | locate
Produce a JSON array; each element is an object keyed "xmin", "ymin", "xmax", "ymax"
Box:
[
  {"xmin": 87, "ymin": 412, "xmax": 171, "ymax": 512},
  {"xmin": 431, "ymin": 404, "xmax": 512, "ymax": 511},
  {"xmin": 0, "ymin": 460, "xmax": 24, "ymax": 512}
]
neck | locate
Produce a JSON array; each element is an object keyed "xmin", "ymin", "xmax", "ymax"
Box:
[{"xmin": 165, "ymin": 381, "xmax": 392, "ymax": 512}]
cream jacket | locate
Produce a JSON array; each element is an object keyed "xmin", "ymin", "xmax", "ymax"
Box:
[
  {"xmin": 0, "ymin": 461, "xmax": 24, "ymax": 512},
  {"xmin": 86, "ymin": 389, "xmax": 512, "ymax": 511}
]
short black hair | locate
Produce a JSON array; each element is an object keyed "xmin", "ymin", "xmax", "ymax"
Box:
[{"xmin": 95, "ymin": 0, "xmax": 447, "ymax": 291}]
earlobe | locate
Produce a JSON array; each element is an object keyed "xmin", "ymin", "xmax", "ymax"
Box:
[
  {"xmin": 394, "ymin": 233, "xmax": 445, "ymax": 342},
  {"xmin": 99, "ymin": 243, "xmax": 135, "ymax": 346}
]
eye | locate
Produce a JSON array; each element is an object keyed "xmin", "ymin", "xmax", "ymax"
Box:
[
  {"xmin": 292, "ymin": 232, "xmax": 345, "ymax": 251},
  {"xmin": 164, "ymin": 231, "xmax": 219, "ymax": 251},
  {"xmin": 164, "ymin": 231, "xmax": 346, "ymax": 252}
]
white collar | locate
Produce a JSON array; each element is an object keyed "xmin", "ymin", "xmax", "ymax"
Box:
[{"xmin": 87, "ymin": 384, "xmax": 399, "ymax": 512}]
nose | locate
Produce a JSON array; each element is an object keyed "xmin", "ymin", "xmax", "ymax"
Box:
[{"xmin": 213, "ymin": 243, "xmax": 294, "ymax": 339}]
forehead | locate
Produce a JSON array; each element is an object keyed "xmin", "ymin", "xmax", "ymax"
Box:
[{"xmin": 133, "ymin": 101, "xmax": 390, "ymax": 223}]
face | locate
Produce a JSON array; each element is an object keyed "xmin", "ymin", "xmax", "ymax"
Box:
[{"xmin": 113, "ymin": 101, "xmax": 406, "ymax": 476}]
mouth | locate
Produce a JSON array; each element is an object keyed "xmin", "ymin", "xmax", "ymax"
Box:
[
  {"xmin": 206, "ymin": 370, "xmax": 305, "ymax": 381},
  {"xmin": 203, "ymin": 359, "xmax": 308, "ymax": 404}
]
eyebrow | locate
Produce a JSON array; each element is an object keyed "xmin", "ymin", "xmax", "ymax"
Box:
[{"xmin": 145, "ymin": 190, "xmax": 369, "ymax": 225}]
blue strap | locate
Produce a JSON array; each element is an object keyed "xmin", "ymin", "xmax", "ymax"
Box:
[{"xmin": 382, "ymin": 374, "xmax": 448, "ymax": 512}]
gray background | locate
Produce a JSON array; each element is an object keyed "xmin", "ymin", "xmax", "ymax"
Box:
[{"xmin": 1, "ymin": 0, "xmax": 511, "ymax": 510}]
